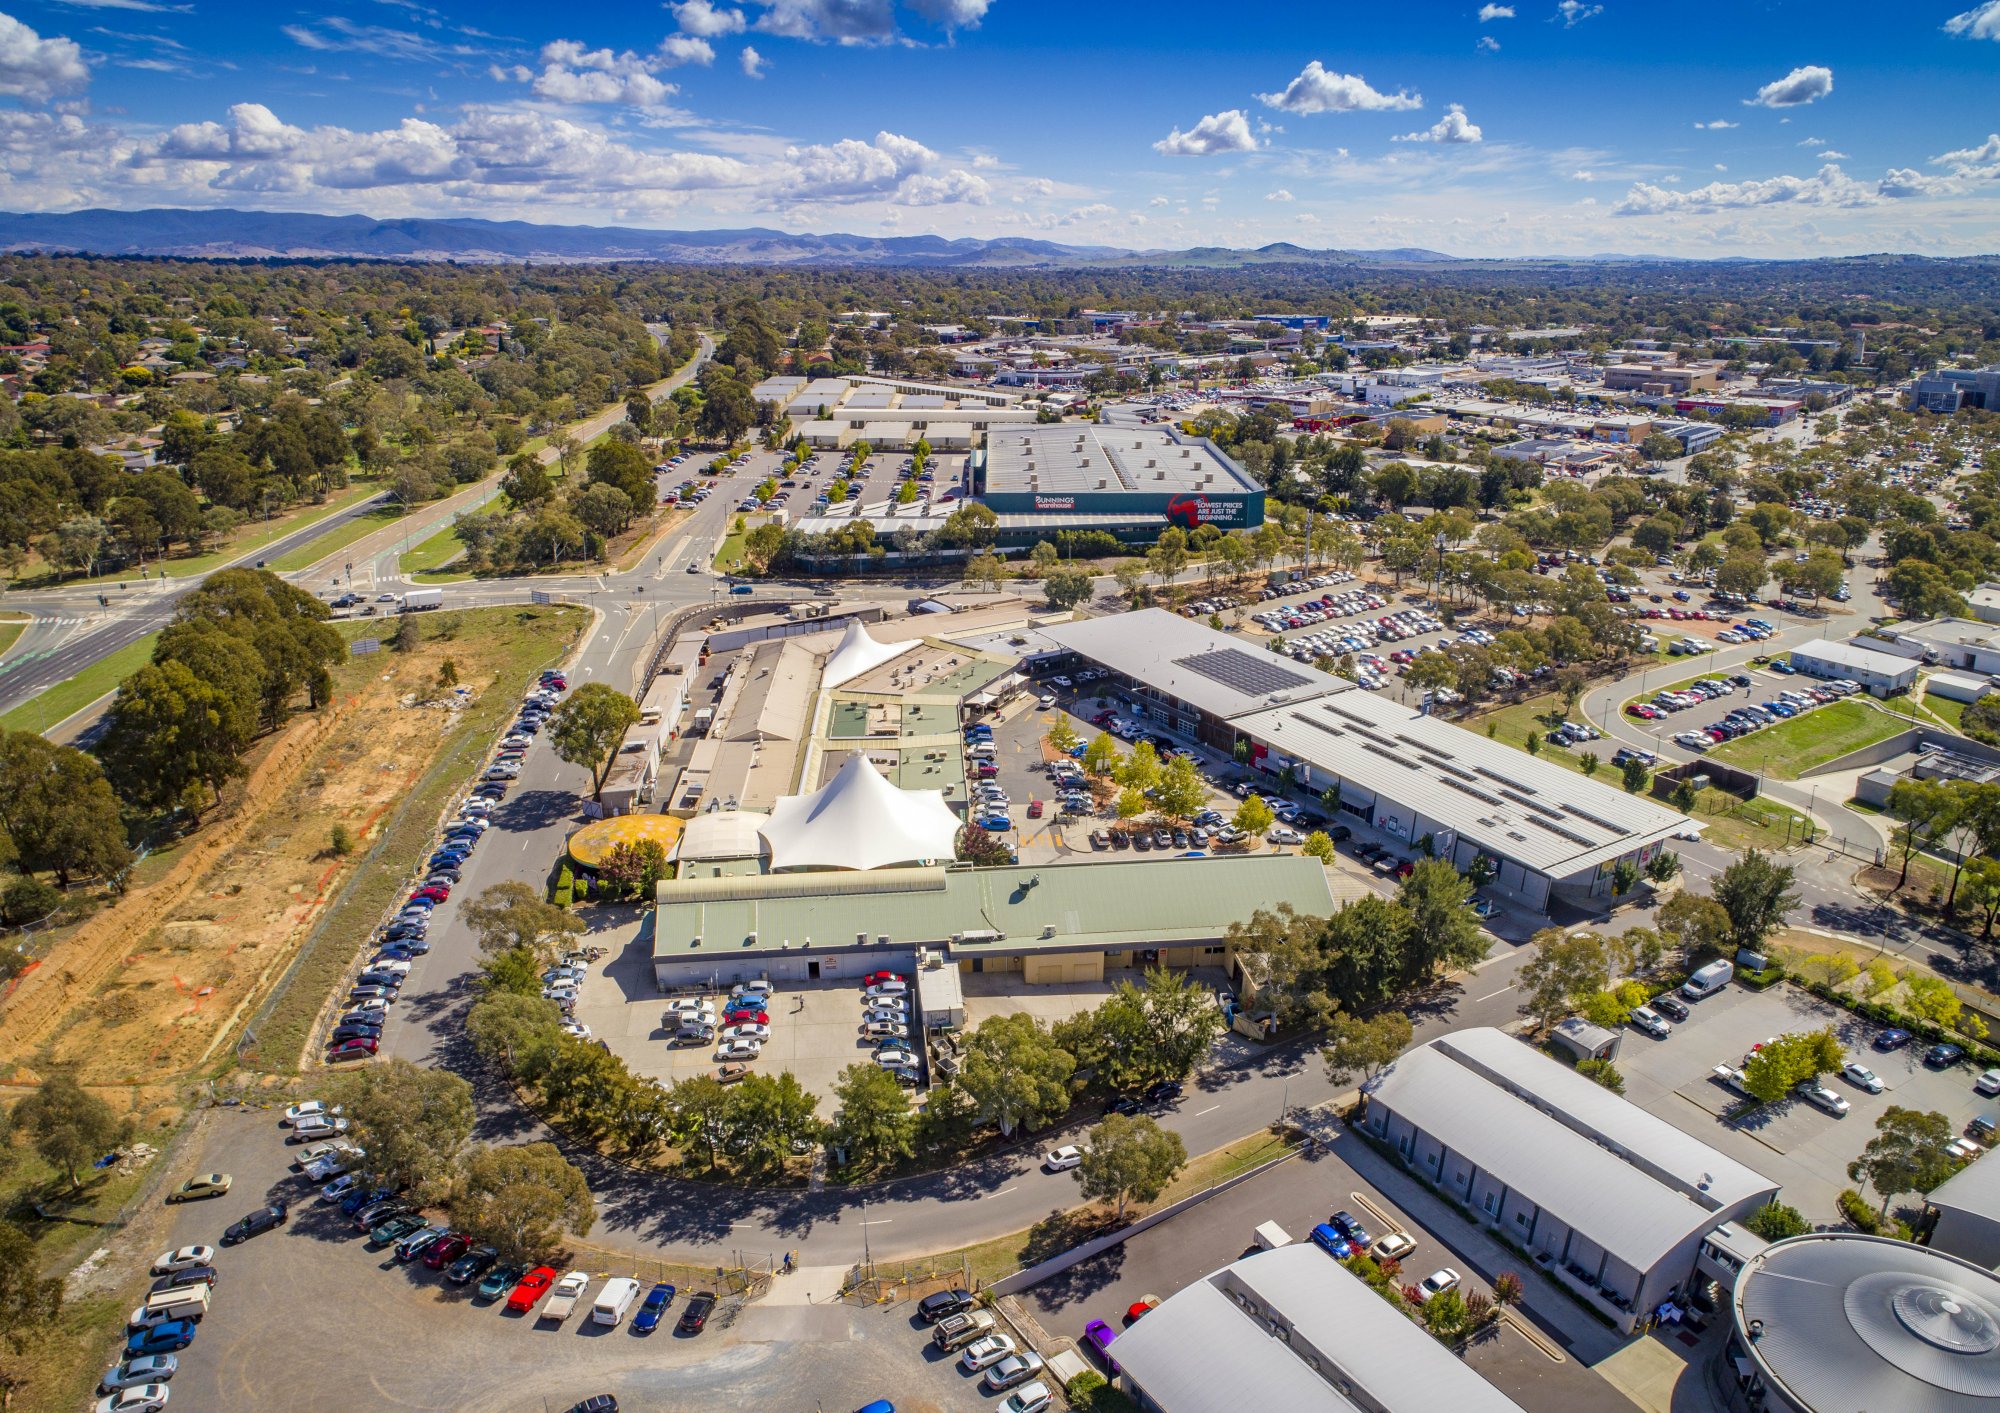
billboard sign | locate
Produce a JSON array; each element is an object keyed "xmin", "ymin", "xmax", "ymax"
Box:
[{"xmin": 1165, "ymin": 494, "xmax": 1247, "ymax": 529}]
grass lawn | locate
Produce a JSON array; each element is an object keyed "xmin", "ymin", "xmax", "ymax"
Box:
[
  {"xmin": 0, "ymin": 631, "xmax": 158, "ymax": 733},
  {"xmin": 712, "ymin": 523, "xmax": 750, "ymax": 574},
  {"xmin": 0, "ymin": 613, "xmax": 26, "ymax": 660},
  {"xmin": 1709, "ymin": 699, "xmax": 1911, "ymax": 781},
  {"xmin": 1469, "ymin": 692, "xmax": 1613, "ymax": 779},
  {"xmin": 399, "ymin": 520, "xmax": 469, "ymax": 576},
  {"xmin": 263, "ymin": 502, "xmax": 404, "ymax": 574},
  {"xmin": 1685, "ymin": 787, "xmax": 1816, "ymax": 852}
]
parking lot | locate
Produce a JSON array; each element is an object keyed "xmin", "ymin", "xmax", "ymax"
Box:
[
  {"xmin": 1621, "ymin": 663, "xmax": 1868, "ymax": 758},
  {"xmin": 573, "ymin": 962, "xmax": 920, "ymax": 1106},
  {"xmin": 1608, "ymin": 978, "xmax": 1997, "ymax": 1219},
  {"xmin": 142, "ymin": 1108, "xmax": 977, "ymax": 1413},
  {"xmin": 1019, "ymin": 1136, "xmax": 1634, "ymax": 1413}
]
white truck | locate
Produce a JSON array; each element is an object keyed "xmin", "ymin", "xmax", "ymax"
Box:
[
  {"xmin": 400, "ymin": 588, "xmax": 444, "ymax": 613},
  {"xmin": 1253, "ymin": 1220, "xmax": 1293, "ymax": 1251},
  {"xmin": 691, "ymin": 706, "xmax": 715, "ymax": 737},
  {"xmin": 591, "ymin": 1276, "xmax": 642, "ymax": 1327},
  {"xmin": 131, "ymin": 1285, "xmax": 211, "ymax": 1327},
  {"xmin": 538, "ymin": 1270, "xmax": 591, "ymax": 1323}
]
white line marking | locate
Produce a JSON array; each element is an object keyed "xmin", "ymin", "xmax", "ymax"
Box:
[
  {"xmin": 1192, "ymin": 1104, "xmax": 1220, "ymax": 1117},
  {"xmin": 1473, "ymin": 985, "xmax": 1515, "ymax": 1003},
  {"xmin": 991, "ymin": 1187, "xmax": 1016, "ymax": 1198}
]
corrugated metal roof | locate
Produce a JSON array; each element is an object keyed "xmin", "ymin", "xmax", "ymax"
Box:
[
  {"xmin": 1370, "ymin": 1029, "xmax": 1774, "ymax": 1275},
  {"xmin": 1042, "ymin": 611, "xmax": 1352, "ymax": 721},
  {"xmin": 1113, "ymin": 1244, "xmax": 1525, "ymax": 1413},
  {"xmin": 651, "ymin": 854, "xmax": 1335, "ymax": 961},
  {"xmin": 1735, "ymin": 1234, "xmax": 2000, "ymax": 1412},
  {"xmin": 1792, "ymin": 637, "xmax": 1918, "ymax": 676},
  {"xmin": 1230, "ymin": 691, "xmax": 1695, "ymax": 878},
  {"xmin": 1926, "ymin": 1147, "xmax": 2000, "ymax": 1224}
]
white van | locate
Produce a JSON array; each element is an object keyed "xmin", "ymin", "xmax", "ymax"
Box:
[
  {"xmin": 1682, "ymin": 959, "xmax": 1734, "ymax": 1001},
  {"xmin": 132, "ymin": 1285, "xmax": 211, "ymax": 1327},
  {"xmin": 591, "ymin": 1276, "xmax": 642, "ymax": 1327}
]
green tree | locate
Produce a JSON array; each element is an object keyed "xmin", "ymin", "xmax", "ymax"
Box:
[
  {"xmin": 958, "ymin": 1012, "xmax": 1075, "ymax": 1136},
  {"xmin": 1658, "ymin": 890, "xmax": 1734, "ymax": 964},
  {"xmin": 0, "ymin": 1219, "xmax": 61, "ymax": 1408},
  {"xmin": 1137, "ymin": 967, "xmax": 1227, "ymax": 1081},
  {"xmin": 11, "ymin": 1074, "xmax": 126, "ymax": 1191},
  {"xmin": 0, "ymin": 731, "xmax": 131, "ymax": 888},
  {"xmin": 327, "ymin": 1059, "xmax": 474, "ymax": 1201},
  {"xmin": 1044, "ymin": 566, "xmax": 1094, "ymax": 609},
  {"xmin": 663, "ymin": 1074, "xmax": 736, "ymax": 1167},
  {"xmin": 451, "ymin": 1142, "xmax": 595, "ymax": 1265},
  {"xmin": 465, "ymin": 992, "xmax": 566, "ymax": 1071},
  {"xmin": 1711, "ymin": 850, "xmax": 1800, "ymax": 953},
  {"xmin": 829, "ymin": 1062, "xmax": 916, "ymax": 1171},
  {"xmin": 1516, "ymin": 928, "xmax": 1612, "ymax": 1034},
  {"xmin": 1082, "ymin": 733, "xmax": 1119, "ymax": 776},
  {"xmin": 1075, "ymin": 1113, "xmax": 1187, "ymax": 1220},
  {"xmin": 1397, "ymin": 858, "xmax": 1485, "ymax": 983},
  {"xmin": 1047, "ymin": 716, "xmax": 1081, "ymax": 755},
  {"xmin": 548, "ymin": 683, "xmax": 642, "ymax": 801},
  {"xmin": 1232, "ymin": 795, "xmax": 1276, "ymax": 835},
  {"xmin": 1886, "ymin": 778, "xmax": 1955, "ymax": 891},
  {"xmin": 1742, "ymin": 1028, "xmax": 1845, "ymax": 1103},
  {"xmin": 725, "ymin": 1071, "xmax": 821, "ymax": 1173},
  {"xmin": 1301, "ymin": 830, "xmax": 1335, "ymax": 862},
  {"xmin": 1321, "ymin": 1011, "xmax": 1413, "ymax": 1087},
  {"xmin": 463, "ymin": 881, "xmax": 586, "ymax": 960},
  {"xmin": 1620, "ymin": 756, "xmax": 1651, "ymax": 794},
  {"xmin": 1153, "ymin": 756, "xmax": 1207, "ymax": 820},
  {"xmin": 99, "ymin": 657, "xmax": 258, "ymax": 812},
  {"xmin": 1849, "ymin": 1106, "xmax": 1959, "ymax": 1217},
  {"xmin": 1322, "ymin": 894, "xmax": 1416, "ymax": 1014},
  {"xmin": 1114, "ymin": 741, "xmax": 1162, "ymax": 794},
  {"xmin": 1114, "ymin": 786, "xmax": 1149, "ymax": 821},
  {"xmin": 1743, "ymin": 1201, "xmax": 1811, "ymax": 1241},
  {"xmin": 1576, "ymin": 1059, "xmax": 1625, "ymax": 1093}
]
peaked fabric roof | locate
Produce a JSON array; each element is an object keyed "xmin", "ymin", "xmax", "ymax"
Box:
[
  {"xmin": 757, "ymin": 753, "xmax": 959, "ymax": 871},
  {"xmin": 820, "ymin": 618, "xmax": 909, "ymax": 690}
]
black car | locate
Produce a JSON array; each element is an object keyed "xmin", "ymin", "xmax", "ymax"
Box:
[
  {"xmin": 1109, "ymin": 1095, "xmax": 1142, "ymax": 1116},
  {"xmin": 677, "ymin": 1291, "xmax": 717, "ymax": 1334},
  {"xmin": 566, "ymin": 1400, "xmax": 618, "ymax": 1413},
  {"xmin": 1650, "ymin": 994, "xmax": 1690, "ymax": 1023},
  {"xmin": 1876, "ymin": 1028, "xmax": 1914, "ymax": 1051},
  {"xmin": 1145, "ymin": 1080, "xmax": 1185, "ymax": 1106},
  {"xmin": 150, "ymin": 1266, "xmax": 217, "ymax": 1294},
  {"xmin": 916, "ymin": 1288, "xmax": 974, "ymax": 1323},
  {"xmin": 446, "ymin": 1244, "xmax": 500, "ymax": 1285},
  {"xmin": 1927, "ymin": 1043, "xmax": 1967, "ymax": 1068},
  {"xmin": 1329, "ymin": 825, "xmax": 1353, "ymax": 842},
  {"xmin": 222, "ymin": 1202, "xmax": 288, "ymax": 1245},
  {"xmin": 329, "ymin": 1023, "xmax": 383, "ymax": 1044}
]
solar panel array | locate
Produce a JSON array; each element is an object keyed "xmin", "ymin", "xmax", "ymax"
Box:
[{"xmin": 1173, "ymin": 649, "xmax": 1314, "ymax": 699}]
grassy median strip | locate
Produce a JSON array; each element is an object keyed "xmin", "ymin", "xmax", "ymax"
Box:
[
  {"xmin": 0, "ymin": 632, "xmax": 159, "ymax": 733},
  {"xmin": 400, "ymin": 520, "xmax": 472, "ymax": 578},
  {"xmin": 264, "ymin": 502, "xmax": 404, "ymax": 574},
  {"xmin": 242, "ymin": 607, "xmax": 585, "ymax": 1072}
]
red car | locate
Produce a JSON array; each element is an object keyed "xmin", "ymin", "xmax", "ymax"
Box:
[
  {"xmin": 862, "ymin": 972, "xmax": 905, "ymax": 986},
  {"xmin": 327, "ymin": 1037, "xmax": 378, "ymax": 1061},
  {"xmin": 722, "ymin": 1009, "xmax": 768, "ymax": 1027},
  {"xmin": 1026, "ymin": 800, "xmax": 1044, "ymax": 819},
  {"xmin": 507, "ymin": 1266, "xmax": 557, "ymax": 1313},
  {"xmin": 412, "ymin": 885, "xmax": 449, "ymax": 903},
  {"xmin": 423, "ymin": 1232, "xmax": 472, "ymax": 1270}
]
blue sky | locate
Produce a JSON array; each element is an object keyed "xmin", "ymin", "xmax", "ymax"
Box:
[{"xmin": 1, "ymin": 0, "xmax": 1996, "ymax": 256}]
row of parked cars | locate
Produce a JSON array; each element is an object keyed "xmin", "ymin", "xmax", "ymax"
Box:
[
  {"xmin": 915, "ymin": 1290, "xmax": 1051, "ymax": 1412},
  {"xmin": 1656, "ymin": 677, "xmax": 1860, "ymax": 748}
]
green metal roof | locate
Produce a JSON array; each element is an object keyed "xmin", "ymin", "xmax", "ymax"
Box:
[{"xmin": 650, "ymin": 855, "xmax": 1336, "ymax": 963}]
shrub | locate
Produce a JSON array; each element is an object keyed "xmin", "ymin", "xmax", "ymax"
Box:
[
  {"xmin": 1839, "ymin": 1188, "xmax": 1885, "ymax": 1234},
  {"xmin": 1737, "ymin": 965, "xmax": 1784, "ymax": 991},
  {"xmin": 553, "ymin": 862, "xmax": 574, "ymax": 908},
  {"xmin": 329, "ymin": 823, "xmax": 355, "ymax": 857},
  {"xmin": 1745, "ymin": 1201, "xmax": 1810, "ymax": 1241}
]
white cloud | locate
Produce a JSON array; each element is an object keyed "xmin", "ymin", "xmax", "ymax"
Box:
[
  {"xmin": 1798, "ymin": 136, "xmax": 1824, "ymax": 146},
  {"xmin": 1394, "ymin": 103, "xmax": 1482, "ymax": 144},
  {"xmin": 1478, "ymin": 3, "xmax": 1514, "ymax": 18},
  {"xmin": 754, "ymin": 0, "xmax": 899, "ymax": 44},
  {"xmin": 50, "ymin": 0, "xmax": 190, "ymax": 10},
  {"xmin": 657, "ymin": 35, "xmax": 717, "ymax": 65},
  {"xmin": 1820, "ymin": 149, "xmax": 1848, "ymax": 160},
  {"xmin": 1153, "ymin": 109, "xmax": 1260, "ymax": 156},
  {"xmin": 523, "ymin": 41, "xmax": 688, "ymax": 109},
  {"xmin": 739, "ymin": 43, "xmax": 766, "ymax": 77},
  {"xmin": 1745, "ymin": 65, "xmax": 1833, "ymax": 108},
  {"xmin": 1477, "ymin": 35, "xmax": 1501, "ymax": 51},
  {"xmin": 1257, "ymin": 61, "xmax": 1421, "ymax": 115},
  {"xmin": 673, "ymin": 0, "xmax": 747, "ymax": 36},
  {"xmin": 1944, "ymin": 0, "xmax": 2000, "ymax": 40},
  {"xmin": 0, "ymin": 12, "xmax": 90, "ymax": 102},
  {"xmin": 1877, "ymin": 168, "xmax": 1954, "ymax": 198},
  {"xmin": 1555, "ymin": 0, "xmax": 1601, "ymax": 25},
  {"xmin": 778, "ymin": 128, "xmax": 985, "ymax": 205},
  {"xmin": 1694, "ymin": 120, "xmax": 1738, "ymax": 130},
  {"xmin": 1568, "ymin": 168, "xmax": 1595, "ymax": 180},
  {"xmin": 1265, "ymin": 188, "xmax": 1294, "ymax": 201},
  {"xmin": 1147, "ymin": 194, "xmax": 1169, "ymax": 206},
  {"xmin": 1614, "ymin": 162, "xmax": 1885, "ymax": 215},
  {"xmin": 1933, "ymin": 133, "xmax": 2000, "ymax": 167},
  {"xmin": 280, "ymin": 16, "xmax": 483, "ymax": 63},
  {"xmin": 906, "ymin": 0, "xmax": 995, "ymax": 27},
  {"xmin": 899, "ymin": 167, "xmax": 990, "ymax": 204}
]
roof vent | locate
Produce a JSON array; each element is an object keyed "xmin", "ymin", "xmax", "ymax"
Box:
[
  {"xmin": 689, "ymin": 934, "xmax": 701, "ymax": 949},
  {"xmin": 745, "ymin": 930, "xmax": 757, "ymax": 945}
]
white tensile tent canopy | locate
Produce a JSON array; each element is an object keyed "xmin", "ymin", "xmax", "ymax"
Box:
[
  {"xmin": 758, "ymin": 753, "xmax": 960, "ymax": 871},
  {"xmin": 819, "ymin": 618, "xmax": 908, "ymax": 691}
]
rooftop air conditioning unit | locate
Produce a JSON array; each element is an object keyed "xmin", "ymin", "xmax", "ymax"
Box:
[
  {"xmin": 857, "ymin": 931, "xmax": 869, "ymax": 946},
  {"xmin": 878, "ymin": 934, "xmax": 891, "ymax": 946},
  {"xmin": 1041, "ymin": 924, "xmax": 1056, "ymax": 939}
]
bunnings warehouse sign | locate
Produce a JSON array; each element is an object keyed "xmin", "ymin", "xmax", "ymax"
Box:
[{"xmin": 1166, "ymin": 494, "xmax": 1248, "ymax": 528}]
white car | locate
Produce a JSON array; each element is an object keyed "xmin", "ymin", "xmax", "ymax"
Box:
[
  {"xmin": 960, "ymin": 1333, "xmax": 1019, "ymax": 1371},
  {"xmin": 282, "ymin": 1101, "xmax": 337, "ymax": 1126},
  {"xmin": 865, "ymin": 980, "xmax": 908, "ymax": 999},
  {"xmin": 95, "ymin": 1387, "xmax": 170, "ymax": 1413},
  {"xmin": 542, "ymin": 985, "xmax": 578, "ymax": 1003},
  {"xmin": 560, "ymin": 1021, "xmax": 592, "ymax": 1040},
  {"xmin": 1416, "ymin": 1268, "xmax": 1462, "ymax": 1303},
  {"xmin": 1795, "ymin": 1081, "xmax": 1851, "ymax": 1116},
  {"xmin": 874, "ymin": 1047, "xmax": 918, "ymax": 1069},
  {"xmin": 1043, "ymin": 1145, "xmax": 1084, "ymax": 1172},
  {"xmin": 1977, "ymin": 1070, "xmax": 2000, "ymax": 1097},
  {"xmin": 667, "ymin": 997, "xmax": 716, "ymax": 1016},
  {"xmin": 1843, "ymin": 1063, "xmax": 1886, "ymax": 1094},
  {"xmin": 292, "ymin": 1139, "xmax": 358, "ymax": 1167},
  {"xmin": 1628, "ymin": 1007, "xmax": 1670, "ymax": 1039},
  {"xmin": 1267, "ymin": 826, "xmax": 1302, "ymax": 845},
  {"xmin": 1371, "ymin": 1232, "xmax": 1417, "ymax": 1264},
  {"xmin": 716, "ymin": 1040, "xmax": 762, "ymax": 1061},
  {"xmin": 290, "ymin": 1117, "xmax": 349, "ymax": 1142},
  {"xmin": 722, "ymin": 1023, "xmax": 770, "ymax": 1042},
  {"xmin": 151, "ymin": 1246, "xmax": 216, "ymax": 1275},
  {"xmin": 863, "ymin": 1020, "xmax": 908, "ymax": 1040}
]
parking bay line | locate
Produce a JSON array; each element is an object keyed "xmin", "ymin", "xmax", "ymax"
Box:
[{"xmin": 1191, "ymin": 1104, "xmax": 1220, "ymax": 1117}]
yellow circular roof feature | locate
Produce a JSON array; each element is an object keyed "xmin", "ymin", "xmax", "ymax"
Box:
[{"xmin": 567, "ymin": 814, "xmax": 685, "ymax": 869}]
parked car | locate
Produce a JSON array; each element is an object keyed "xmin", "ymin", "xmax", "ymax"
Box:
[
  {"xmin": 983, "ymin": 1351, "xmax": 1047, "ymax": 1393},
  {"xmin": 916, "ymin": 1288, "xmax": 975, "ymax": 1324},
  {"xmin": 221, "ymin": 1203, "xmax": 286, "ymax": 1245},
  {"xmin": 1628, "ymin": 1007, "xmax": 1671, "ymax": 1039},
  {"xmin": 677, "ymin": 1290, "xmax": 717, "ymax": 1334},
  {"xmin": 1651, "ymin": 994, "xmax": 1690, "ymax": 1023},
  {"xmin": 632, "ymin": 1282, "xmax": 676, "ymax": 1333},
  {"xmin": 1796, "ymin": 1081, "xmax": 1851, "ymax": 1116},
  {"xmin": 1043, "ymin": 1145, "xmax": 1083, "ymax": 1172},
  {"xmin": 123, "ymin": 1323, "xmax": 196, "ymax": 1358},
  {"xmin": 476, "ymin": 1264, "xmax": 527, "ymax": 1302},
  {"xmin": 1842, "ymin": 1063, "xmax": 1886, "ymax": 1094},
  {"xmin": 960, "ymin": 1333, "xmax": 1019, "ymax": 1371},
  {"xmin": 1001, "ymin": 1383, "xmax": 1054, "ymax": 1413},
  {"xmin": 1371, "ymin": 1232, "xmax": 1417, "ymax": 1264},
  {"xmin": 1928, "ymin": 1043, "xmax": 1968, "ymax": 1069},
  {"xmin": 98, "ymin": 1357, "xmax": 178, "ymax": 1396},
  {"xmin": 166, "ymin": 1174, "xmax": 231, "ymax": 1204},
  {"xmin": 1416, "ymin": 1269, "xmax": 1462, "ymax": 1302},
  {"xmin": 446, "ymin": 1245, "xmax": 499, "ymax": 1285},
  {"xmin": 1875, "ymin": 1028, "xmax": 1914, "ymax": 1051},
  {"xmin": 506, "ymin": 1266, "xmax": 558, "ymax": 1313},
  {"xmin": 282, "ymin": 1101, "xmax": 338, "ymax": 1126}
]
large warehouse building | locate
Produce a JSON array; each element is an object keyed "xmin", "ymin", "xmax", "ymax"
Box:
[
  {"xmin": 973, "ymin": 423, "xmax": 1266, "ymax": 538},
  {"xmin": 1039, "ymin": 610, "xmax": 1696, "ymax": 909},
  {"xmin": 1364, "ymin": 1028, "xmax": 1778, "ymax": 1333},
  {"xmin": 1112, "ymin": 1243, "xmax": 1526, "ymax": 1413},
  {"xmin": 750, "ymin": 373, "xmax": 1035, "ymax": 450}
]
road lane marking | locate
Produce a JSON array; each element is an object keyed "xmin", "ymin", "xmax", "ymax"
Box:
[
  {"xmin": 1473, "ymin": 985, "xmax": 1515, "ymax": 1002},
  {"xmin": 1192, "ymin": 1104, "xmax": 1220, "ymax": 1117},
  {"xmin": 990, "ymin": 1187, "xmax": 1016, "ymax": 1198}
]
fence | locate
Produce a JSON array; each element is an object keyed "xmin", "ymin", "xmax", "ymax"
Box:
[
  {"xmin": 839, "ymin": 1253, "xmax": 972, "ymax": 1305},
  {"xmin": 983, "ymin": 1140, "xmax": 1310, "ymax": 1298}
]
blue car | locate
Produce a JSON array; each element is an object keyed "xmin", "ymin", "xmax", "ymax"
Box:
[
  {"xmin": 1309, "ymin": 1223, "xmax": 1354, "ymax": 1259},
  {"xmin": 975, "ymin": 814, "xmax": 1013, "ymax": 831},
  {"xmin": 126, "ymin": 1320, "xmax": 196, "ymax": 1356},
  {"xmin": 341, "ymin": 1186, "xmax": 396, "ymax": 1217},
  {"xmin": 632, "ymin": 1281, "xmax": 676, "ymax": 1332}
]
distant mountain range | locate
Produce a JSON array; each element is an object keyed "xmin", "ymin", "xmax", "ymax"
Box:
[
  {"xmin": 0, "ymin": 207, "xmax": 1473, "ymax": 267},
  {"xmin": 0, "ymin": 207, "xmax": 1977, "ymax": 269}
]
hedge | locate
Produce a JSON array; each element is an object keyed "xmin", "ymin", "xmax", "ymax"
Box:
[
  {"xmin": 1839, "ymin": 1187, "xmax": 1914, "ymax": 1240},
  {"xmin": 553, "ymin": 862, "xmax": 574, "ymax": 908},
  {"xmin": 1737, "ymin": 965, "xmax": 1785, "ymax": 991}
]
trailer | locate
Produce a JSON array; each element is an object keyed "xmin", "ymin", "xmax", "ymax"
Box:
[{"xmin": 400, "ymin": 588, "xmax": 444, "ymax": 613}]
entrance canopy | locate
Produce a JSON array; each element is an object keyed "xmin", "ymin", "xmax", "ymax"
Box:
[
  {"xmin": 820, "ymin": 618, "xmax": 909, "ymax": 690},
  {"xmin": 758, "ymin": 753, "xmax": 960, "ymax": 871}
]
